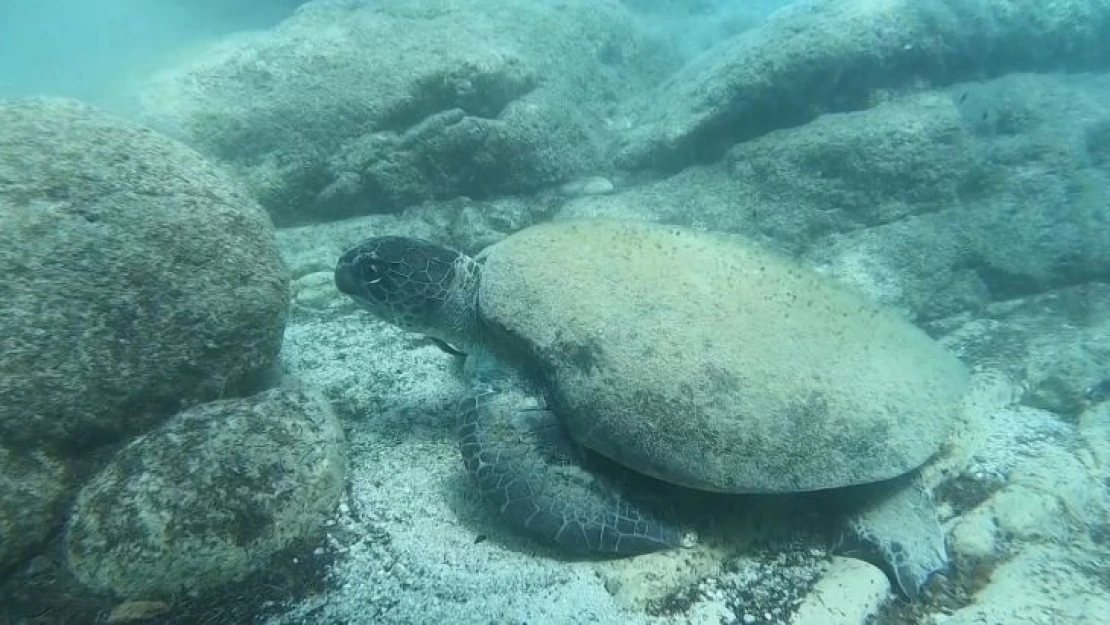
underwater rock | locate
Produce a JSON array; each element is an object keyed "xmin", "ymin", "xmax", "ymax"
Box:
[
  {"xmin": 557, "ymin": 176, "xmax": 616, "ymax": 198},
  {"xmin": 134, "ymin": 0, "xmax": 672, "ymax": 225},
  {"xmin": 942, "ymin": 544, "xmax": 1110, "ymax": 624},
  {"xmin": 64, "ymin": 386, "xmax": 346, "ymax": 599},
  {"xmin": 643, "ymin": 547, "xmax": 829, "ymax": 625},
  {"xmin": 0, "ymin": 446, "xmax": 70, "ymax": 574},
  {"xmin": 1080, "ymin": 402, "xmax": 1110, "ymax": 466},
  {"xmin": 563, "ymin": 72, "xmax": 1110, "ymax": 321},
  {"xmin": 561, "ymin": 86, "xmax": 983, "ymax": 246},
  {"xmin": 791, "ymin": 557, "xmax": 889, "ymax": 625},
  {"xmin": 617, "ymin": 0, "xmax": 1110, "ymax": 171},
  {"xmin": 0, "ymin": 97, "xmax": 289, "ymax": 451},
  {"xmin": 940, "ymin": 282, "xmax": 1110, "ymax": 417},
  {"xmin": 948, "ymin": 505, "xmax": 1000, "ymax": 563}
]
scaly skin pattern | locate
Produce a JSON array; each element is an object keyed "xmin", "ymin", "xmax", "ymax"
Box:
[
  {"xmin": 457, "ymin": 356, "xmax": 682, "ymax": 555},
  {"xmin": 334, "ymin": 235, "xmax": 482, "ymax": 351}
]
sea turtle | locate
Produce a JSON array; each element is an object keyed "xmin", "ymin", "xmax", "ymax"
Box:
[{"xmin": 334, "ymin": 218, "xmax": 968, "ymax": 596}]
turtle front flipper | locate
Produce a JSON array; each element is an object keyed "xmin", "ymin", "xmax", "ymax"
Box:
[{"xmin": 457, "ymin": 383, "xmax": 683, "ymax": 555}]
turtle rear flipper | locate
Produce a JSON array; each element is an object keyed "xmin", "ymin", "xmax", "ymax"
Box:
[
  {"xmin": 847, "ymin": 475, "xmax": 948, "ymax": 598},
  {"xmin": 457, "ymin": 385, "xmax": 683, "ymax": 555}
]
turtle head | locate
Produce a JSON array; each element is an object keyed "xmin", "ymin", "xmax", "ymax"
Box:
[{"xmin": 335, "ymin": 236, "xmax": 482, "ymax": 351}]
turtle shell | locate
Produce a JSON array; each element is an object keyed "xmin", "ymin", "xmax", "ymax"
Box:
[{"xmin": 476, "ymin": 219, "xmax": 968, "ymax": 493}]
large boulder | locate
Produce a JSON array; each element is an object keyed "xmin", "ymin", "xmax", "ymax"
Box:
[
  {"xmin": 64, "ymin": 386, "xmax": 346, "ymax": 599},
  {"xmin": 937, "ymin": 283, "xmax": 1110, "ymax": 418},
  {"xmin": 808, "ymin": 73, "xmax": 1110, "ymax": 319},
  {"xmin": 134, "ymin": 0, "xmax": 674, "ymax": 225},
  {"xmin": 617, "ymin": 0, "xmax": 1110, "ymax": 171},
  {"xmin": 561, "ymin": 72, "xmax": 1110, "ymax": 320},
  {"xmin": 0, "ymin": 97, "xmax": 289, "ymax": 451}
]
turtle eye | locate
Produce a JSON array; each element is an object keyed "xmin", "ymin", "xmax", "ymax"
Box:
[
  {"xmin": 360, "ymin": 258, "xmax": 405, "ymax": 305},
  {"xmin": 361, "ymin": 259, "xmax": 394, "ymax": 291},
  {"xmin": 360, "ymin": 258, "xmax": 385, "ymax": 285}
]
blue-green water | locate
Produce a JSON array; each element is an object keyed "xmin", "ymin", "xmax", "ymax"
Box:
[
  {"xmin": 1, "ymin": 1, "xmax": 1108, "ymax": 624},
  {"xmin": 0, "ymin": 0, "xmax": 303, "ymax": 105}
]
